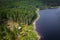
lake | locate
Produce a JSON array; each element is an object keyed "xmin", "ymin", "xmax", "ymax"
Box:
[{"xmin": 36, "ymin": 8, "xmax": 60, "ymax": 40}]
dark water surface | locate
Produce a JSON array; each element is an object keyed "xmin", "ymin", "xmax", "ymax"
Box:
[{"xmin": 36, "ymin": 8, "xmax": 60, "ymax": 40}]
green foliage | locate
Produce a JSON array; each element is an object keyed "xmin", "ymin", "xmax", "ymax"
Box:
[
  {"xmin": 41, "ymin": 0, "xmax": 60, "ymax": 6},
  {"xmin": 20, "ymin": 25, "xmax": 38, "ymax": 40},
  {"xmin": 0, "ymin": 25, "xmax": 15, "ymax": 40},
  {"xmin": 0, "ymin": 0, "xmax": 41, "ymax": 40},
  {"xmin": 0, "ymin": 0, "xmax": 41, "ymax": 25}
]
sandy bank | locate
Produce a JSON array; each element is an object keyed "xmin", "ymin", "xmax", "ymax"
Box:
[{"xmin": 33, "ymin": 8, "xmax": 40, "ymax": 40}]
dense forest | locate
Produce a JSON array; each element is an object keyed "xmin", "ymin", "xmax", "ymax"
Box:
[
  {"xmin": 0, "ymin": 0, "xmax": 41, "ymax": 25},
  {"xmin": 41, "ymin": 0, "xmax": 60, "ymax": 6},
  {"xmin": 0, "ymin": 0, "xmax": 41, "ymax": 40}
]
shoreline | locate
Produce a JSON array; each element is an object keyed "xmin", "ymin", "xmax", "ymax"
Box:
[{"xmin": 33, "ymin": 8, "xmax": 41, "ymax": 40}]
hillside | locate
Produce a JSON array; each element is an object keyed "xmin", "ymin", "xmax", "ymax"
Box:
[{"xmin": 0, "ymin": 0, "xmax": 41, "ymax": 40}]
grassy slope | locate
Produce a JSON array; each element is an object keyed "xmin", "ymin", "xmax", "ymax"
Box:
[{"xmin": 20, "ymin": 25, "xmax": 38, "ymax": 40}]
